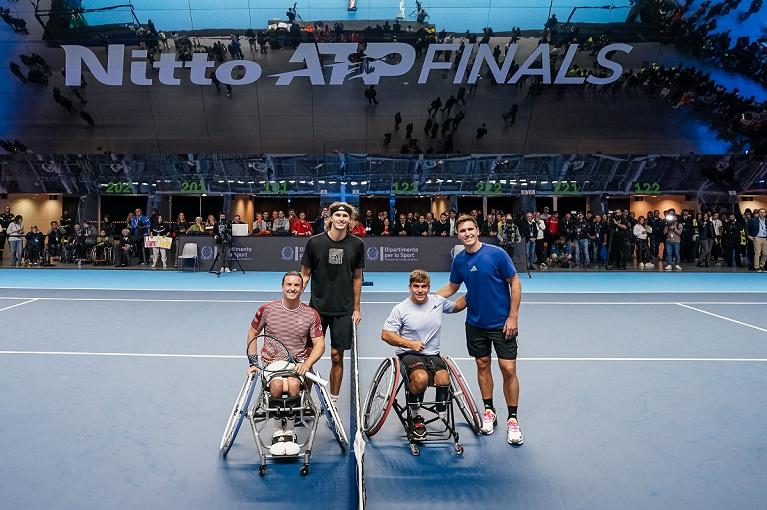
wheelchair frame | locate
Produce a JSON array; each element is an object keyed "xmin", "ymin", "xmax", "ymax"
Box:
[
  {"xmin": 220, "ymin": 369, "xmax": 348, "ymax": 477},
  {"xmin": 363, "ymin": 356, "xmax": 482, "ymax": 456}
]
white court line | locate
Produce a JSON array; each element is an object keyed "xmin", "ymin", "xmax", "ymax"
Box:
[
  {"xmin": 1, "ymin": 296, "xmax": 767, "ymax": 306},
  {"xmin": 1, "ymin": 286, "xmax": 767, "ymax": 294},
  {"xmin": 0, "ymin": 299, "xmax": 38, "ymax": 313},
  {"xmin": 676, "ymin": 303, "xmax": 767, "ymax": 333},
  {"xmin": 1, "ymin": 350, "xmax": 766, "ymax": 362}
]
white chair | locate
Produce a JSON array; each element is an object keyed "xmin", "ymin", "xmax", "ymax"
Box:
[{"xmin": 178, "ymin": 242, "xmax": 198, "ymax": 272}]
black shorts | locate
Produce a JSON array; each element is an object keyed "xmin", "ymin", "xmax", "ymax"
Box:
[
  {"xmin": 398, "ymin": 353, "xmax": 448, "ymax": 386},
  {"xmin": 320, "ymin": 314, "xmax": 353, "ymax": 351},
  {"xmin": 465, "ymin": 323, "xmax": 518, "ymax": 360}
]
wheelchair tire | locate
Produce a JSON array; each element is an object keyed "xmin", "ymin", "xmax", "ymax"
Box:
[
  {"xmin": 444, "ymin": 357, "xmax": 482, "ymax": 434},
  {"xmin": 362, "ymin": 357, "xmax": 399, "ymax": 437},
  {"xmin": 219, "ymin": 373, "xmax": 259, "ymax": 456},
  {"xmin": 314, "ymin": 373, "xmax": 349, "ymax": 451}
]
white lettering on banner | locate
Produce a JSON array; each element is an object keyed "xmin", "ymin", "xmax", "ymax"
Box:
[
  {"xmin": 63, "ymin": 42, "xmax": 633, "ymax": 87},
  {"xmin": 380, "ymin": 246, "xmax": 419, "ymax": 262}
]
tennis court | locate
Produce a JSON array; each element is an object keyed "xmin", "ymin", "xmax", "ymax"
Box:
[{"xmin": 1, "ymin": 270, "xmax": 766, "ymax": 509}]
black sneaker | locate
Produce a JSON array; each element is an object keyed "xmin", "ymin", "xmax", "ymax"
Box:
[{"xmin": 411, "ymin": 415, "xmax": 427, "ymax": 440}]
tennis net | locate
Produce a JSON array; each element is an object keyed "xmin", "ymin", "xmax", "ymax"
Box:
[{"xmin": 350, "ymin": 325, "xmax": 366, "ymax": 510}]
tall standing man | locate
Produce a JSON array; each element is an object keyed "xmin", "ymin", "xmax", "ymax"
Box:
[
  {"xmin": 300, "ymin": 202, "xmax": 365, "ymax": 402},
  {"xmin": 436, "ymin": 214, "xmax": 524, "ymax": 445}
]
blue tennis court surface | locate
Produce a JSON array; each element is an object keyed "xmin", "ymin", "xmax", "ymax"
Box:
[
  {"xmin": 78, "ymin": 0, "xmax": 632, "ymax": 32},
  {"xmin": 1, "ymin": 270, "xmax": 767, "ymax": 509}
]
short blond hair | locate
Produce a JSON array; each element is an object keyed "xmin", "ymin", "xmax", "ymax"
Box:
[
  {"xmin": 409, "ymin": 269, "xmax": 430, "ymax": 286},
  {"xmin": 455, "ymin": 214, "xmax": 478, "ymax": 231},
  {"xmin": 324, "ymin": 201, "xmax": 358, "ymax": 232}
]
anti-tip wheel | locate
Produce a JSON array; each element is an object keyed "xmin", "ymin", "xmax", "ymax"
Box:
[
  {"xmin": 300, "ymin": 465, "xmax": 310, "ymax": 476},
  {"xmin": 409, "ymin": 443, "xmax": 421, "ymax": 456},
  {"xmin": 258, "ymin": 465, "xmax": 266, "ymax": 477},
  {"xmin": 454, "ymin": 443, "xmax": 464, "ymax": 455}
]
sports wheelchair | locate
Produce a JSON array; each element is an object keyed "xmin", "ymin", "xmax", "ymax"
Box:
[
  {"xmin": 220, "ymin": 368, "xmax": 347, "ymax": 477},
  {"xmin": 362, "ymin": 356, "xmax": 482, "ymax": 456}
]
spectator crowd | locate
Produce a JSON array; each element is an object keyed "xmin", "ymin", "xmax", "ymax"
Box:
[{"xmin": 2, "ymin": 203, "xmax": 766, "ymax": 273}]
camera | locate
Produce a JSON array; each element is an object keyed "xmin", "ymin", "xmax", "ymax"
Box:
[{"xmin": 666, "ymin": 214, "xmax": 676, "ymax": 222}]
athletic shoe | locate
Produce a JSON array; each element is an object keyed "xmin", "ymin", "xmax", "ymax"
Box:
[
  {"xmin": 675, "ymin": 265, "xmax": 682, "ymax": 270},
  {"xmin": 411, "ymin": 415, "xmax": 427, "ymax": 440},
  {"xmin": 639, "ymin": 262, "xmax": 645, "ymax": 268},
  {"xmin": 283, "ymin": 432, "xmax": 300, "ymax": 456},
  {"xmin": 270, "ymin": 430, "xmax": 287, "ymax": 456},
  {"xmin": 481, "ymin": 408, "xmax": 497, "ymax": 435},
  {"xmin": 664, "ymin": 265, "xmax": 672, "ymax": 271},
  {"xmin": 507, "ymin": 418, "xmax": 524, "ymax": 445}
]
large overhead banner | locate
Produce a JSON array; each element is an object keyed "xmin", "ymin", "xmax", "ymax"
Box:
[{"xmin": 63, "ymin": 42, "xmax": 633, "ymax": 88}]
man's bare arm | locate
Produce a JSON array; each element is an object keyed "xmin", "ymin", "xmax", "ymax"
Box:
[
  {"xmin": 381, "ymin": 330, "xmax": 424, "ymax": 351},
  {"xmin": 435, "ymin": 281, "xmax": 460, "ymax": 298},
  {"xmin": 300, "ymin": 265, "xmax": 312, "ymax": 291}
]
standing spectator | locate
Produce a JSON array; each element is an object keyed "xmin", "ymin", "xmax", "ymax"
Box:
[
  {"xmin": 711, "ymin": 212, "xmax": 723, "ymax": 263},
  {"xmin": 573, "ymin": 212, "xmax": 591, "ymax": 269},
  {"xmin": 476, "ymin": 123, "xmax": 488, "ymax": 139},
  {"xmin": 680, "ymin": 210, "xmax": 695, "ymax": 263},
  {"xmin": 405, "ymin": 122, "xmax": 414, "ymax": 139},
  {"xmin": 592, "ymin": 214, "xmax": 607, "ymax": 266},
  {"xmin": 697, "ymin": 213, "xmax": 715, "ymax": 267},
  {"xmin": 633, "ymin": 216, "xmax": 652, "ymax": 269},
  {"xmin": 428, "ymin": 97, "xmax": 442, "ymax": 116},
  {"xmin": 0, "ymin": 205, "xmax": 13, "ymax": 263},
  {"xmin": 313, "ymin": 207, "xmax": 328, "ymax": 235},
  {"xmin": 746, "ymin": 208, "xmax": 767, "ymax": 272},
  {"xmin": 394, "ymin": 112, "xmax": 402, "ymax": 130},
  {"xmin": 6, "ymin": 215, "xmax": 24, "ymax": 267},
  {"xmin": 520, "ymin": 212, "xmax": 538, "ymax": 270},
  {"xmin": 392, "ymin": 213, "xmax": 413, "ymax": 236},
  {"xmin": 130, "ymin": 208, "xmax": 151, "ymax": 264},
  {"xmin": 150, "ymin": 215, "xmax": 168, "ymax": 268},
  {"xmin": 608, "ymin": 210, "xmax": 629, "ymax": 270},
  {"xmin": 664, "ymin": 213, "xmax": 683, "ymax": 271},
  {"xmin": 291, "ymin": 211, "xmax": 314, "ymax": 236},
  {"xmin": 723, "ymin": 212, "xmax": 744, "ymax": 267},
  {"xmin": 502, "ymin": 104, "xmax": 519, "ymax": 124},
  {"xmin": 362, "ymin": 209, "xmax": 382, "ymax": 236}
]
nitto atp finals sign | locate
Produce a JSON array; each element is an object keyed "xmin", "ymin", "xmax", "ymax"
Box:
[{"xmin": 62, "ymin": 42, "xmax": 633, "ymax": 87}]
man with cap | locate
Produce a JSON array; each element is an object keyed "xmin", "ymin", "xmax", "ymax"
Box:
[{"xmin": 300, "ymin": 201, "xmax": 365, "ymax": 402}]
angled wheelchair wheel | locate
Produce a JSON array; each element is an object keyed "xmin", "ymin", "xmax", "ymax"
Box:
[
  {"xmin": 313, "ymin": 372, "xmax": 349, "ymax": 451},
  {"xmin": 444, "ymin": 357, "xmax": 482, "ymax": 434},
  {"xmin": 362, "ymin": 357, "xmax": 399, "ymax": 437},
  {"xmin": 220, "ymin": 373, "xmax": 259, "ymax": 456}
]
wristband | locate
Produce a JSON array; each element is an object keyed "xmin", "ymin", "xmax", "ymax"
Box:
[{"xmin": 247, "ymin": 354, "xmax": 259, "ymax": 366}]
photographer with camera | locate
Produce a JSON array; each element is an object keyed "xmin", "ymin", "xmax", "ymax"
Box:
[
  {"xmin": 213, "ymin": 212, "xmax": 234, "ymax": 273},
  {"xmin": 663, "ymin": 210, "xmax": 683, "ymax": 271},
  {"xmin": 497, "ymin": 213, "xmax": 522, "ymax": 259},
  {"xmin": 608, "ymin": 210, "xmax": 630, "ymax": 270},
  {"xmin": 573, "ymin": 212, "xmax": 591, "ymax": 269}
]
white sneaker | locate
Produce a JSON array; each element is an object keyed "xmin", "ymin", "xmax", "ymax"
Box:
[
  {"xmin": 675, "ymin": 265, "xmax": 682, "ymax": 271},
  {"xmin": 283, "ymin": 431, "xmax": 300, "ymax": 456},
  {"xmin": 270, "ymin": 430, "xmax": 287, "ymax": 456},
  {"xmin": 639, "ymin": 262, "xmax": 645, "ymax": 268},
  {"xmin": 664, "ymin": 265, "xmax": 672, "ymax": 271},
  {"xmin": 481, "ymin": 408, "xmax": 497, "ymax": 435},
  {"xmin": 507, "ymin": 418, "xmax": 524, "ymax": 445}
]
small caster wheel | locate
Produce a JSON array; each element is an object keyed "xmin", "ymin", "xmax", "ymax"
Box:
[
  {"xmin": 300, "ymin": 465, "xmax": 309, "ymax": 476},
  {"xmin": 409, "ymin": 443, "xmax": 421, "ymax": 456},
  {"xmin": 258, "ymin": 465, "xmax": 266, "ymax": 477},
  {"xmin": 454, "ymin": 443, "xmax": 464, "ymax": 455}
]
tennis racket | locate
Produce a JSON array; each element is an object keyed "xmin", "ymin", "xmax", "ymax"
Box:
[{"xmin": 247, "ymin": 333, "xmax": 327, "ymax": 387}]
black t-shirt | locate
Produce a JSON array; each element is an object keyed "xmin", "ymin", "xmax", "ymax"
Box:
[{"xmin": 301, "ymin": 232, "xmax": 365, "ymax": 316}]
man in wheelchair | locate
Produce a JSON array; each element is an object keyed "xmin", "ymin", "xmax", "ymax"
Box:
[
  {"xmin": 246, "ymin": 271, "xmax": 325, "ymax": 456},
  {"xmin": 381, "ymin": 269, "xmax": 466, "ymax": 440},
  {"xmin": 24, "ymin": 225, "xmax": 45, "ymax": 265}
]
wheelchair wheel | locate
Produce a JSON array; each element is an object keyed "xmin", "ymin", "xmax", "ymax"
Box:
[
  {"xmin": 362, "ymin": 357, "xmax": 399, "ymax": 437},
  {"xmin": 220, "ymin": 373, "xmax": 259, "ymax": 456},
  {"xmin": 444, "ymin": 357, "xmax": 482, "ymax": 434},
  {"xmin": 313, "ymin": 373, "xmax": 349, "ymax": 451}
]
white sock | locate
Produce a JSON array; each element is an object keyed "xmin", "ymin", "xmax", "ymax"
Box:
[{"xmin": 330, "ymin": 394, "xmax": 339, "ymax": 404}]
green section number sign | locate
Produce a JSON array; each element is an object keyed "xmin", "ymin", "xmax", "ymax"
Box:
[
  {"xmin": 392, "ymin": 181, "xmax": 419, "ymax": 194},
  {"xmin": 263, "ymin": 181, "xmax": 289, "ymax": 194},
  {"xmin": 179, "ymin": 180, "xmax": 206, "ymax": 193},
  {"xmin": 105, "ymin": 182, "xmax": 131, "ymax": 194},
  {"xmin": 633, "ymin": 181, "xmax": 661, "ymax": 194},
  {"xmin": 553, "ymin": 181, "xmax": 581, "ymax": 194}
]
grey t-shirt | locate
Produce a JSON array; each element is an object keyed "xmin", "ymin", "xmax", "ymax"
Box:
[{"xmin": 383, "ymin": 295, "xmax": 455, "ymax": 355}]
